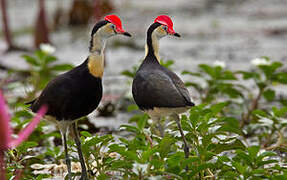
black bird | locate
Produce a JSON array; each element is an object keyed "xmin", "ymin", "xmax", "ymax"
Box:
[
  {"xmin": 27, "ymin": 15, "xmax": 131, "ymax": 180},
  {"xmin": 132, "ymin": 15, "xmax": 194, "ymax": 159}
]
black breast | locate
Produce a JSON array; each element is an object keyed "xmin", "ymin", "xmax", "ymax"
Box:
[
  {"xmin": 132, "ymin": 57, "xmax": 194, "ymax": 110},
  {"xmin": 30, "ymin": 60, "xmax": 103, "ymax": 120}
]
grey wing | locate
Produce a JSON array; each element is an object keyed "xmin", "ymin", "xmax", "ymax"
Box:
[
  {"xmin": 163, "ymin": 68, "xmax": 194, "ymax": 106},
  {"xmin": 132, "ymin": 69, "xmax": 192, "ymax": 109}
]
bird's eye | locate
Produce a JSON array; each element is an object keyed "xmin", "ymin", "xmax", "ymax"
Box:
[
  {"xmin": 163, "ymin": 26, "xmax": 168, "ymax": 31},
  {"xmin": 110, "ymin": 24, "xmax": 116, "ymax": 29}
]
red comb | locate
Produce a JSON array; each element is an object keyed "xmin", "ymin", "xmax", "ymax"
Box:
[
  {"xmin": 154, "ymin": 15, "xmax": 175, "ymax": 34},
  {"xmin": 104, "ymin": 14, "xmax": 125, "ymax": 33}
]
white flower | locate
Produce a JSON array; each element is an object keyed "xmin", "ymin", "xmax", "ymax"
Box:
[
  {"xmin": 251, "ymin": 58, "xmax": 271, "ymax": 66},
  {"xmin": 147, "ymin": 119, "xmax": 153, "ymax": 125},
  {"xmin": 40, "ymin": 43, "xmax": 56, "ymax": 54},
  {"xmin": 213, "ymin": 60, "xmax": 226, "ymax": 68},
  {"xmin": 143, "ymin": 128, "xmax": 151, "ymax": 136},
  {"xmin": 132, "ymin": 163, "xmax": 148, "ymax": 175}
]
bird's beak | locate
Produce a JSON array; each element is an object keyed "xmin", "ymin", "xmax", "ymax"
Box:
[
  {"xmin": 167, "ymin": 28, "xmax": 181, "ymax": 37},
  {"xmin": 122, "ymin": 32, "xmax": 132, "ymax": 37},
  {"xmin": 173, "ymin": 32, "xmax": 181, "ymax": 37},
  {"xmin": 116, "ymin": 27, "xmax": 132, "ymax": 37}
]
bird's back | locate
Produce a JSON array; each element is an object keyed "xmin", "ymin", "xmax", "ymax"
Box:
[{"xmin": 30, "ymin": 59, "xmax": 103, "ymax": 120}]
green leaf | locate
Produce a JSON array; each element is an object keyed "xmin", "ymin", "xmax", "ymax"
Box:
[
  {"xmin": 35, "ymin": 50, "xmax": 45, "ymax": 60},
  {"xmin": 218, "ymin": 155, "xmax": 231, "ymax": 162},
  {"xmin": 121, "ymin": 70, "xmax": 135, "ymax": 78},
  {"xmin": 221, "ymin": 85, "xmax": 243, "ymax": 98},
  {"xmin": 221, "ymin": 70, "xmax": 237, "ymax": 80},
  {"xmin": 256, "ymin": 151, "xmax": 277, "ymax": 162},
  {"xmin": 81, "ymin": 131, "xmax": 92, "ymax": 137},
  {"xmin": 250, "ymin": 169, "xmax": 265, "ymax": 175},
  {"xmin": 120, "ymin": 150, "xmax": 139, "ymax": 161},
  {"xmin": 108, "ymin": 144, "xmax": 126, "ymax": 153},
  {"xmin": 97, "ymin": 173, "xmax": 109, "ymax": 180},
  {"xmin": 235, "ymin": 150, "xmax": 252, "ymax": 165},
  {"xmin": 160, "ymin": 59, "xmax": 174, "ymax": 69},
  {"xmin": 157, "ymin": 137, "xmax": 175, "ymax": 158},
  {"xmin": 45, "ymin": 56, "xmax": 57, "ymax": 63},
  {"xmin": 273, "ymin": 106, "xmax": 287, "ymax": 117},
  {"xmin": 210, "ymin": 102, "xmax": 228, "ymax": 114},
  {"xmin": 22, "ymin": 55, "xmax": 39, "ymax": 66},
  {"xmin": 181, "ymin": 156, "xmax": 200, "ymax": 167},
  {"xmin": 120, "ymin": 125, "xmax": 140, "ymax": 134},
  {"xmin": 127, "ymin": 104, "xmax": 139, "ymax": 112},
  {"xmin": 221, "ymin": 171, "xmax": 239, "ymax": 179},
  {"xmin": 181, "ymin": 70, "xmax": 201, "ymax": 76},
  {"xmin": 257, "ymin": 82, "xmax": 267, "ymax": 90},
  {"xmin": 110, "ymin": 159, "xmax": 133, "ymax": 169},
  {"xmin": 232, "ymin": 161, "xmax": 247, "ymax": 174},
  {"xmin": 189, "ymin": 108, "xmax": 200, "ymax": 128},
  {"xmin": 17, "ymin": 141, "xmax": 38, "ymax": 154},
  {"xmin": 237, "ymin": 71, "xmax": 256, "ymax": 80},
  {"xmin": 141, "ymin": 148, "xmax": 156, "ymax": 162},
  {"xmin": 263, "ymin": 89, "xmax": 275, "ymax": 101},
  {"xmin": 252, "ymin": 109, "xmax": 268, "ymax": 117},
  {"xmin": 212, "ymin": 139, "xmax": 245, "ymax": 153},
  {"xmin": 276, "ymin": 72, "xmax": 287, "ymax": 84},
  {"xmin": 199, "ymin": 64, "xmax": 216, "ymax": 78},
  {"xmin": 257, "ymin": 159, "xmax": 278, "ymax": 167},
  {"xmin": 190, "ymin": 163, "xmax": 215, "ymax": 177},
  {"xmin": 259, "ymin": 61, "xmax": 282, "ymax": 79},
  {"xmin": 270, "ymin": 61, "xmax": 283, "ymax": 70},
  {"xmin": 82, "ymin": 137, "xmax": 100, "ymax": 147},
  {"xmin": 136, "ymin": 114, "xmax": 148, "ymax": 130},
  {"xmin": 272, "ymin": 175, "xmax": 287, "ymax": 180},
  {"xmin": 50, "ymin": 64, "xmax": 74, "ymax": 71},
  {"xmin": 181, "ymin": 115, "xmax": 192, "ymax": 132},
  {"xmin": 247, "ymin": 146, "xmax": 260, "ymax": 159}
]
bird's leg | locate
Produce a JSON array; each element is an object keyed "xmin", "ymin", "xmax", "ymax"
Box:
[
  {"xmin": 173, "ymin": 114, "xmax": 189, "ymax": 159},
  {"xmin": 72, "ymin": 122, "xmax": 88, "ymax": 180},
  {"xmin": 155, "ymin": 117, "xmax": 164, "ymax": 137},
  {"xmin": 158, "ymin": 123, "xmax": 165, "ymax": 138},
  {"xmin": 61, "ymin": 130, "xmax": 72, "ymax": 180}
]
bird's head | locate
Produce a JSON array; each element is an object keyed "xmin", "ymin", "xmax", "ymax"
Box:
[
  {"xmin": 91, "ymin": 14, "xmax": 131, "ymax": 38},
  {"xmin": 89, "ymin": 15, "xmax": 131, "ymax": 53},
  {"xmin": 152, "ymin": 15, "xmax": 180, "ymax": 38}
]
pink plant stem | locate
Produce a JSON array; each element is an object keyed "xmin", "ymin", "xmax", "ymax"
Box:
[
  {"xmin": 0, "ymin": 150, "xmax": 5, "ymax": 180},
  {"xmin": 10, "ymin": 105, "xmax": 47, "ymax": 148},
  {"xmin": 13, "ymin": 169, "xmax": 22, "ymax": 180},
  {"xmin": 0, "ymin": 90, "xmax": 12, "ymax": 151}
]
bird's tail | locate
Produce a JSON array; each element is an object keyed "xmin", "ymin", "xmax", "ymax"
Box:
[{"xmin": 187, "ymin": 101, "xmax": 195, "ymax": 107}]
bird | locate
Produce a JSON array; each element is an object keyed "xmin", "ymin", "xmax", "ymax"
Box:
[
  {"xmin": 27, "ymin": 15, "xmax": 131, "ymax": 180},
  {"xmin": 132, "ymin": 15, "xmax": 195, "ymax": 160}
]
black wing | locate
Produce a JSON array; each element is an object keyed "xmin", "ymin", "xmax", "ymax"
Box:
[
  {"xmin": 132, "ymin": 67, "xmax": 194, "ymax": 110},
  {"xmin": 31, "ymin": 75, "xmax": 74, "ymax": 119}
]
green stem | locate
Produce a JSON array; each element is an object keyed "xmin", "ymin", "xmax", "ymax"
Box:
[{"xmin": 241, "ymin": 87, "xmax": 264, "ymax": 127}]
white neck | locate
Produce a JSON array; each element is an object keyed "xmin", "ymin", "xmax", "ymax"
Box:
[
  {"xmin": 88, "ymin": 33, "xmax": 107, "ymax": 78},
  {"xmin": 145, "ymin": 30, "xmax": 160, "ymax": 61},
  {"xmin": 90, "ymin": 32, "xmax": 107, "ymax": 55}
]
